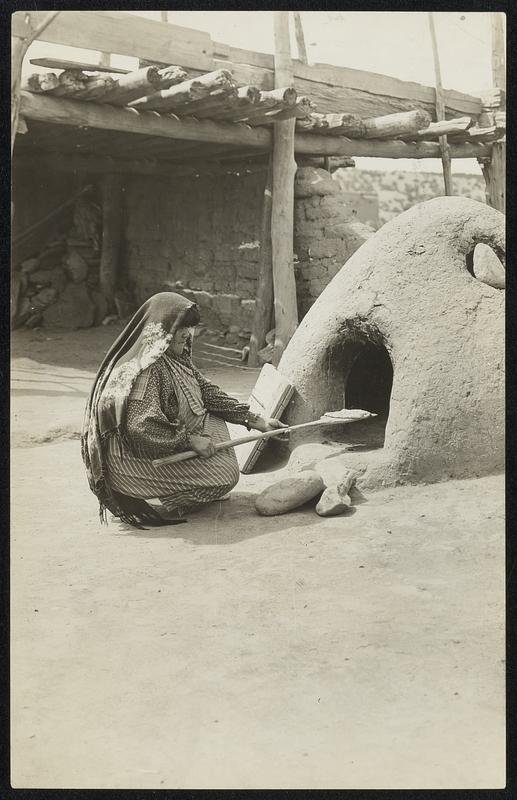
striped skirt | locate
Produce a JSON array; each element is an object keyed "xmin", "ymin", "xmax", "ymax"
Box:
[{"xmin": 104, "ymin": 413, "xmax": 240, "ymax": 515}]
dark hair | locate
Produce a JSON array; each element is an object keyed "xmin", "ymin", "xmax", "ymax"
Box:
[{"xmin": 178, "ymin": 303, "xmax": 201, "ymax": 328}]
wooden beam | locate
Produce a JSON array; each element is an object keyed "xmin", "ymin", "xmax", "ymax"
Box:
[
  {"xmin": 19, "ymin": 90, "xmax": 272, "ymax": 148},
  {"xmin": 491, "ymin": 12, "xmax": 506, "ymax": 93},
  {"xmin": 363, "ymin": 109, "xmax": 431, "ymax": 139},
  {"xmin": 211, "ymin": 54, "xmax": 482, "ymax": 120},
  {"xmin": 12, "ymin": 10, "xmax": 214, "ymax": 71},
  {"xmin": 479, "ymin": 12, "xmax": 506, "ymax": 213},
  {"xmin": 293, "ymin": 133, "xmax": 491, "ymax": 159},
  {"xmin": 271, "ymin": 11, "xmax": 298, "ymax": 364},
  {"xmin": 403, "ymin": 116, "xmax": 472, "ymax": 141},
  {"xmin": 129, "ymin": 70, "xmax": 235, "ymax": 112},
  {"xmin": 428, "ymin": 13, "xmax": 453, "ymax": 195},
  {"xmin": 30, "ymin": 57, "xmax": 130, "ymax": 74},
  {"xmin": 293, "ymin": 12, "xmax": 308, "ymax": 65},
  {"xmin": 249, "ymin": 160, "xmax": 274, "ymax": 367}
]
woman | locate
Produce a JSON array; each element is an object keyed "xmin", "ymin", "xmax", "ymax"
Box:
[{"xmin": 82, "ymin": 292, "xmax": 285, "ymax": 528}]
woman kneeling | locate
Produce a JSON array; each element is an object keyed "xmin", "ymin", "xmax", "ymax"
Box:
[{"xmin": 82, "ymin": 292, "xmax": 284, "ymax": 528}]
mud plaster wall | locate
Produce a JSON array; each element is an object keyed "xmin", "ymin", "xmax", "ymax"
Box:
[
  {"xmin": 278, "ymin": 196, "xmax": 505, "ymax": 488},
  {"xmin": 124, "ymin": 167, "xmax": 374, "ymax": 335},
  {"xmin": 124, "ymin": 170, "xmax": 265, "ymax": 337}
]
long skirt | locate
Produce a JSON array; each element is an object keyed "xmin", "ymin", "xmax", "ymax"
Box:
[{"xmin": 104, "ymin": 413, "xmax": 240, "ymax": 515}]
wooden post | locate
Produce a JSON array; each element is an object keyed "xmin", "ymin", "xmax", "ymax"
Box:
[
  {"xmin": 249, "ymin": 160, "xmax": 274, "ymax": 367},
  {"xmin": 428, "ymin": 12, "xmax": 453, "ymax": 196},
  {"xmin": 99, "ymin": 174, "xmax": 124, "ymax": 309},
  {"xmin": 293, "ymin": 12, "xmax": 308, "ymax": 64},
  {"xmin": 11, "ymin": 11, "xmax": 60, "ymax": 159},
  {"xmin": 479, "ymin": 12, "xmax": 506, "ymax": 213},
  {"xmin": 271, "ymin": 10, "xmax": 298, "ymax": 365},
  {"xmin": 491, "ymin": 12, "xmax": 506, "ymax": 91}
]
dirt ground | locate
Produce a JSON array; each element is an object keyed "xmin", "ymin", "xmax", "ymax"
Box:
[{"xmin": 11, "ymin": 325, "xmax": 505, "ymax": 790}]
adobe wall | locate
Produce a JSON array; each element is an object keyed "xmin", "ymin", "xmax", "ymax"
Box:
[
  {"xmin": 124, "ymin": 169, "xmax": 265, "ymax": 340},
  {"xmin": 12, "ymin": 163, "xmax": 374, "ymax": 335},
  {"xmin": 124, "ymin": 166, "xmax": 374, "ymax": 337}
]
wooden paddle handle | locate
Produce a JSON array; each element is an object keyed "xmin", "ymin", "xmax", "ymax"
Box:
[{"xmin": 151, "ymin": 417, "xmax": 349, "ymax": 468}]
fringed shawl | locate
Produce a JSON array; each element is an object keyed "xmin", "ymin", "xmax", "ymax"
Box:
[{"xmin": 81, "ymin": 292, "xmax": 199, "ymax": 527}]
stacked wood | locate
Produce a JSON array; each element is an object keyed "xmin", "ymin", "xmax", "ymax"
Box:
[
  {"xmin": 403, "ymin": 116, "xmax": 472, "ymax": 141},
  {"xmin": 128, "ymin": 69, "xmax": 236, "ymax": 112},
  {"xmin": 296, "ymin": 112, "xmax": 366, "ymax": 137},
  {"xmin": 362, "ymin": 109, "xmax": 431, "ymax": 139},
  {"xmin": 209, "ymin": 87, "xmax": 297, "ymax": 122},
  {"xmin": 158, "ymin": 85, "xmax": 239, "ymax": 118},
  {"xmin": 26, "ymin": 72, "xmax": 60, "ymax": 92},
  {"xmin": 247, "ymin": 96, "xmax": 314, "ymax": 127},
  {"xmin": 458, "ymin": 125, "xmax": 505, "ymax": 143},
  {"xmin": 25, "ymin": 66, "xmax": 181, "ymax": 106},
  {"xmin": 156, "ymin": 66, "xmax": 189, "ymax": 89},
  {"xmin": 192, "ymin": 85, "xmax": 261, "ymax": 119},
  {"xmin": 97, "ymin": 66, "xmax": 161, "ymax": 105}
]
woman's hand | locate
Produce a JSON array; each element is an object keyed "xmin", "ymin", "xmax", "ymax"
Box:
[
  {"xmin": 250, "ymin": 416, "xmax": 289, "ymax": 437},
  {"xmin": 189, "ymin": 434, "xmax": 216, "ymax": 458}
]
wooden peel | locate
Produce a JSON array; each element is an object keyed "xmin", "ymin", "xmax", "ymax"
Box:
[{"xmin": 152, "ymin": 409, "xmax": 376, "ymax": 467}]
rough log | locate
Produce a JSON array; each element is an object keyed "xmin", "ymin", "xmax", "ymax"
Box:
[
  {"xmin": 247, "ymin": 97, "xmax": 314, "ymax": 126},
  {"xmin": 69, "ymin": 74, "xmax": 117, "ymax": 101},
  {"xmin": 192, "ymin": 85, "xmax": 261, "ymax": 119},
  {"xmin": 293, "ymin": 132, "xmax": 491, "ymax": 159},
  {"xmin": 19, "ymin": 91, "xmax": 272, "ymax": 148},
  {"xmin": 211, "ymin": 87, "xmax": 297, "ymax": 122},
  {"xmin": 296, "ymin": 112, "xmax": 365, "ymax": 136},
  {"xmin": 428, "ymin": 12, "xmax": 453, "ymax": 196},
  {"xmin": 129, "ymin": 70, "xmax": 235, "ymax": 111},
  {"xmin": 296, "ymin": 156, "xmax": 356, "ymax": 170},
  {"xmin": 155, "ymin": 65, "xmax": 189, "ymax": 90},
  {"xmin": 249, "ymin": 161, "xmax": 274, "ymax": 367},
  {"xmin": 99, "ymin": 174, "xmax": 123, "ymax": 308},
  {"xmin": 362, "ymin": 109, "xmax": 431, "ymax": 139},
  {"xmin": 479, "ymin": 145, "xmax": 505, "ymax": 212},
  {"xmin": 478, "ymin": 12, "xmax": 506, "ymax": 213},
  {"xmin": 163, "ymin": 86, "xmax": 239, "ymax": 117},
  {"xmin": 404, "ymin": 116, "xmax": 472, "ymax": 140},
  {"xmin": 25, "ymin": 72, "xmax": 60, "ymax": 92},
  {"xmin": 271, "ymin": 11, "xmax": 298, "ymax": 364},
  {"xmin": 98, "ymin": 66, "xmax": 162, "ymax": 105},
  {"xmin": 47, "ymin": 69, "xmax": 89, "ymax": 96},
  {"xmin": 293, "ymin": 12, "xmax": 308, "ymax": 64}
]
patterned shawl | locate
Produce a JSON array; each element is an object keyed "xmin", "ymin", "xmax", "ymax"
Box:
[{"xmin": 81, "ymin": 292, "xmax": 199, "ymax": 527}]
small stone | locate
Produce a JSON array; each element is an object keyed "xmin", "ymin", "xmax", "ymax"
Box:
[
  {"xmin": 255, "ymin": 471, "xmax": 324, "ymax": 516},
  {"xmin": 31, "ymin": 287, "xmax": 57, "ymax": 310},
  {"xmin": 315, "ymin": 454, "xmax": 359, "ymax": 489},
  {"xmin": 473, "ymin": 243, "xmax": 505, "ymax": 289},
  {"xmin": 64, "ymin": 249, "xmax": 88, "ymax": 283},
  {"xmin": 20, "ymin": 258, "xmax": 39, "ymax": 274},
  {"xmin": 43, "ymin": 281, "xmax": 95, "ymax": 329},
  {"xmin": 316, "ymin": 487, "xmax": 352, "ymax": 517}
]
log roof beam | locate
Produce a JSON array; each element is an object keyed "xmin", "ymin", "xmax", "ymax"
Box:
[{"xmin": 18, "ymin": 91, "xmax": 492, "ymax": 160}]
